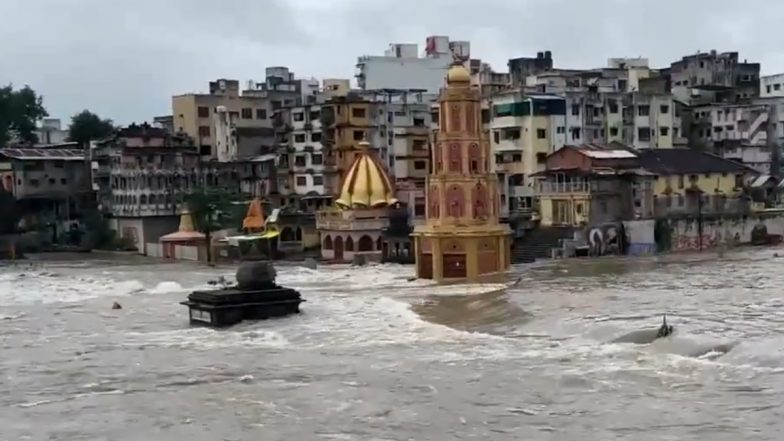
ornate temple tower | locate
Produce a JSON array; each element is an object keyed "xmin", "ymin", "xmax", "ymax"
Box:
[{"xmin": 412, "ymin": 64, "xmax": 511, "ymax": 281}]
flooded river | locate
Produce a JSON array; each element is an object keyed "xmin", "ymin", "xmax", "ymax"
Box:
[{"xmin": 1, "ymin": 250, "xmax": 783, "ymax": 440}]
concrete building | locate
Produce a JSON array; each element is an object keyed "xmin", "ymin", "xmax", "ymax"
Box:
[
  {"xmin": 35, "ymin": 118, "xmax": 70, "ymax": 145},
  {"xmin": 95, "ymin": 123, "xmax": 277, "ymax": 255},
  {"xmin": 355, "ymin": 36, "xmax": 470, "ymax": 93},
  {"xmin": 172, "ymin": 67, "xmax": 304, "ymax": 157},
  {"xmin": 761, "ymin": 73, "xmax": 784, "ymax": 98},
  {"xmin": 489, "ymin": 92, "xmax": 567, "ymax": 218},
  {"xmin": 669, "ymin": 50, "xmax": 761, "ymax": 104},
  {"xmin": 508, "ymin": 51, "xmax": 554, "ymax": 86},
  {"xmin": 0, "ymin": 146, "xmax": 92, "ymax": 239},
  {"xmin": 412, "ymin": 64, "xmax": 512, "ymax": 281}
]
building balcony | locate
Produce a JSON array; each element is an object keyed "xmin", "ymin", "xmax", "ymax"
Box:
[
  {"xmin": 538, "ymin": 180, "xmax": 590, "ymax": 195},
  {"xmin": 494, "ymin": 139, "xmax": 521, "ymax": 152},
  {"xmin": 316, "ymin": 207, "xmax": 390, "ymax": 231},
  {"xmin": 511, "ymin": 185, "xmax": 535, "ymax": 198},
  {"xmin": 496, "ymin": 162, "xmax": 527, "ymax": 175}
]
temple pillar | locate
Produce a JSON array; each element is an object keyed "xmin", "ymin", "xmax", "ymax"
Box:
[
  {"xmin": 432, "ymin": 237, "xmax": 444, "ymax": 281},
  {"xmin": 465, "ymin": 237, "xmax": 479, "ymax": 280},
  {"xmin": 498, "ymin": 236, "xmax": 508, "ymax": 271}
]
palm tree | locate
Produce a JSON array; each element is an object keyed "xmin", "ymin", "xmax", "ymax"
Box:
[{"xmin": 182, "ymin": 186, "xmax": 236, "ymax": 264}]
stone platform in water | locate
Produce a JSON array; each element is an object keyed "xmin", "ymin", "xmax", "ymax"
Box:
[{"xmin": 180, "ymin": 261, "xmax": 304, "ymax": 328}]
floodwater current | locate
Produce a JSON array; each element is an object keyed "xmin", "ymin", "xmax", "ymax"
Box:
[{"xmin": 1, "ymin": 250, "xmax": 783, "ymax": 440}]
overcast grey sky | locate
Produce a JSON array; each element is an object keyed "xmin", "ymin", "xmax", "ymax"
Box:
[{"xmin": 1, "ymin": 0, "xmax": 781, "ymax": 125}]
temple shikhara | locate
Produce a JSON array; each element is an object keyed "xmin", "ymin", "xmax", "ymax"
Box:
[
  {"xmin": 316, "ymin": 140, "xmax": 398, "ymax": 263},
  {"xmin": 412, "ymin": 63, "xmax": 512, "ymax": 281}
]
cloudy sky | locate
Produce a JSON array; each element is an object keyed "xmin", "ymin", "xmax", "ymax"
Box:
[{"xmin": 1, "ymin": 0, "xmax": 781, "ymax": 125}]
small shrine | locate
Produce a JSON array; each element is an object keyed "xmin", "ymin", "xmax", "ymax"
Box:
[
  {"xmin": 316, "ymin": 140, "xmax": 398, "ymax": 263},
  {"xmin": 160, "ymin": 211, "xmax": 207, "ymax": 260}
]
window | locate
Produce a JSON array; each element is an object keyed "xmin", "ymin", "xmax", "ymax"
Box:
[
  {"xmin": 776, "ymin": 84, "xmax": 782, "ymax": 91},
  {"xmin": 296, "ymin": 176, "xmax": 307, "ymax": 186},
  {"xmin": 556, "ymin": 126, "xmax": 565, "ymax": 134},
  {"xmin": 311, "ymin": 132, "xmax": 322, "ymax": 142},
  {"xmin": 353, "ymin": 130, "xmax": 364, "ymax": 141},
  {"xmin": 61, "ymin": 178, "xmax": 67, "ymax": 185},
  {"xmin": 610, "ymin": 127, "xmax": 619, "ymax": 137},
  {"xmin": 493, "ymin": 131, "xmax": 500, "ymax": 143},
  {"xmin": 570, "ymin": 127, "xmax": 581, "ymax": 140},
  {"xmin": 352, "ymin": 107, "xmax": 366, "ymax": 118},
  {"xmin": 413, "ymin": 139, "xmax": 427, "ymax": 151},
  {"xmin": 537, "ymin": 129, "xmax": 546, "ymax": 139},
  {"xmin": 660, "ymin": 105, "xmax": 670, "ymax": 114},
  {"xmin": 198, "ymin": 126, "xmax": 210, "ymax": 137},
  {"xmin": 293, "ymin": 112, "xmax": 304, "ymax": 122},
  {"xmin": 678, "ymin": 175, "xmax": 684, "ymax": 189},
  {"xmin": 312, "ymin": 154, "xmax": 323, "ymax": 165},
  {"xmin": 309, "ymin": 110, "xmax": 320, "ymax": 120},
  {"xmin": 413, "ymin": 117, "xmax": 425, "ymax": 127},
  {"xmin": 608, "ymin": 100, "xmax": 619, "ymax": 113},
  {"xmin": 767, "ymin": 85, "xmax": 772, "ymax": 93},
  {"xmin": 256, "ymin": 109, "xmax": 267, "ymax": 119},
  {"xmin": 414, "ymin": 160, "xmax": 426, "ymax": 170},
  {"xmin": 638, "ymin": 105, "xmax": 650, "ymax": 116},
  {"xmin": 241, "ymin": 108, "xmax": 252, "ymax": 119},
  {"xmin": 313, "ymin": 175, "xmax": 324, "ymax": 186},
  {"xmin": 294, "ymin": 134, "xmax": 306, "ymax": 143},
  {"xmin": 48, "ymin": 178, "xmax": 55, "ymax": 185},
  {"xmin": 637, "ymin": 127, "xmax": 651, "ymax": 141},
  {"xmin": 198, "ymin": 106, "xmax": 209, "ymax": 118},
  {"xmin": 512, "ymin": 153, "xmax": 522, "ymax": 162},
  {"xmin": 414, "ymin": 197, "xmax": 426, "ymax": 216},
  {"xmin": 295, "ymin": 156, "xmax": 306, "ymax": 166},
  {"xmin": 571, "ymin": 104, "xmax": 580, "ymax": 116},
  {"xmin": 660, "ymin": 126, "xmax": 670, "ymax": 136}
]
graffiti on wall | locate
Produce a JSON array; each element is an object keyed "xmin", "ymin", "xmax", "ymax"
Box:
[
  {"xmin": 587, "ymin": 222, "xmax": 627, "ymax": 256},
  {"xmin": 671, "ymin": 227, "xmax": 742, "ymax": 251}
]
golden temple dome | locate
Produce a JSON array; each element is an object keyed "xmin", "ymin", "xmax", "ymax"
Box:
[
  {"xmin": 335, "ymin": 141, "xmax": 398, "ymax": 209},
  {"xmin": 446, "ymin": 64, "xmax": 471, "ymax": 84}
]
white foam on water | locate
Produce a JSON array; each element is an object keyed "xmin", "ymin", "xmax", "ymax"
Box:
[
  {"xmin": 147, "ymin": 281, "xmax": 185, "ymax": 294},
  {"xmin": 120, "ymin": 327, "xmax": 290, "ymax": 350}
]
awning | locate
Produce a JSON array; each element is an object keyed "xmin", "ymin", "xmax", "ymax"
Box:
[{"xmin": 221, "ymin": 230, "xmax": 280, "ymax": 246}]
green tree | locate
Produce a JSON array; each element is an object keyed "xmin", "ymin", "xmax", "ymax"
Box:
[
  {"xmin": 67, "ymin": 110, "xmax": 115, "ymax": 146},
  {"xmin": 182, "ymin": 186, "xmax": 237, "ymax": 264},
  {"xmin": 0, "ymin": 84, "xmax": 48, "ymax": 146}
]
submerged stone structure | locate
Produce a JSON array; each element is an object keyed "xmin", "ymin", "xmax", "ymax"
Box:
[
  {"xmin": 181, "ymin": 261, "xmax": 303, "ymax": 327},
  {"xmin": 412, "ymin": 63, "xmax": 512, "ymax": 281}
]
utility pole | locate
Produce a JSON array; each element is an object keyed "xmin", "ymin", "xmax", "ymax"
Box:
[{"xmin": 697, "ymin": 190, "xmax": 703, "ymax": 252}]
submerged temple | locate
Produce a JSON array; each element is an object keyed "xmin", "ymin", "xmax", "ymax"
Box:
[
  {"xmin": 412, "ymin": 63, "xmax": 512, "ymax": 281},
  {"xmin": 316, "ymin": 140, "xmax": 398, "ymax": 263}
]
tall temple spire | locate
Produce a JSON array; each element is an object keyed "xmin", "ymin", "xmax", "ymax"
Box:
[{"xmin": 411, "ymin": 60, "xmax": 511, "ymax": 282}]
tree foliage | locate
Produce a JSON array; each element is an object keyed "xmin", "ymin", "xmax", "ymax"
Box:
[
  {"xmin": 67, "ymin": 110, "xmax": 115, "ymax": 146},
  {"xmin": 0, "ymin": 84, "xmax": 48, "ymax": 146},
  {"xmin": 182, "ymin": 186, "xmax": 237, "ymax": 263}
]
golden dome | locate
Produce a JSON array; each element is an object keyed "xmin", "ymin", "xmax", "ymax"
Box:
[
  {"xmin": 336, "ymin": 141, "xmax": 398, "ymax": 209},
  {"xmin": 242, "ymin": 198, "xmax": 265, "ymax": 230},
  {"xmin": 446, "ymin": 64, "xmax": 471, "ymax": 84}
]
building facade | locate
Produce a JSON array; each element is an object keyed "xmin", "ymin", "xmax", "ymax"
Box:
[{"xmin": 412, "ymin": 64, "xmax": 511, "ymax": 281}]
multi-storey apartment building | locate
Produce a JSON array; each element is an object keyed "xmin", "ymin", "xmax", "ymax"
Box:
[{"xmin": 172, "ymin": 67, "xmax": 304, "ymax": 157}]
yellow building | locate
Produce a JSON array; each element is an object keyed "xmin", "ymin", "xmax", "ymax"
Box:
[
  {"xmin": 316, "ymin": 140, "xmax": 397, "ymax": 263},
  {"xmin": 637, "ymin": 149, "xmax": 756, "ymax": 217},
  {"xmin": 320, "ymin": 96, "xmax": 378, "ymax": 191},
  {"xmin": 489, "ymin": 92, "xmax": 567, "ymax": 217},
  {"xmin": 412, "ymin": 64, "xmax": 512, "ymax": 281},
  {"xmin": 172, "ymin": 79, "xmax": 275, "ymax": 156}
]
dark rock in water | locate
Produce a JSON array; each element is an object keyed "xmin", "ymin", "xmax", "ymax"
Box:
[
  {"xmin": 610, "ymin": 329, "xmax": 661, "ymax": 345},
  {"xmin": 236, "ymin": 261, "xmax": 277, "ymax": 290},
  {"xmin": 302, "ymin": 258, "xmax": 318, "ymax": 270},
  {"xmin": 112, "ymin": 302, "xmax": 122, "ymax": 310},
  {"xmin": 182, "ymin": 260, "xmax": 303, "ymax": 328},
  {"xmin": 351, "ymin": 254, "xmax": 367, "ymax": 266}
]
